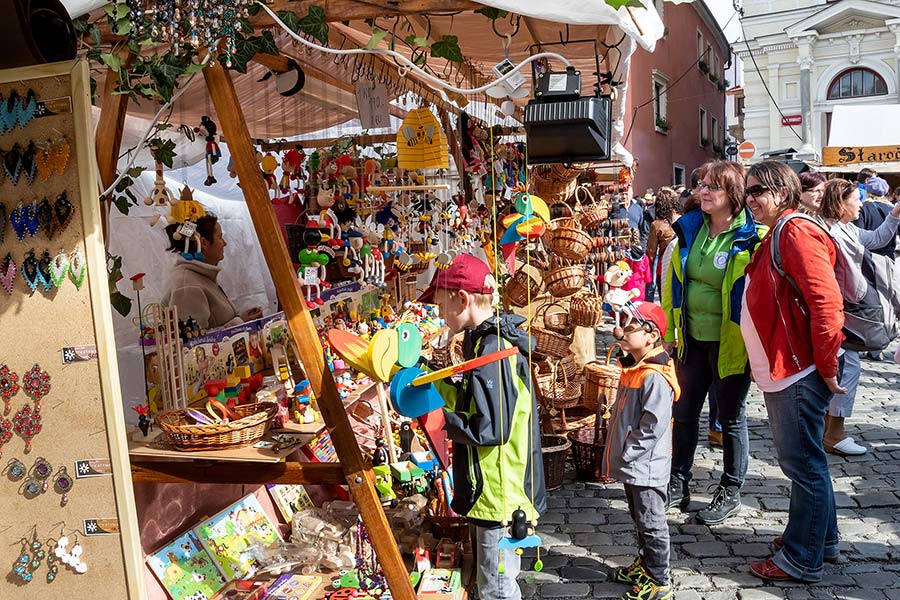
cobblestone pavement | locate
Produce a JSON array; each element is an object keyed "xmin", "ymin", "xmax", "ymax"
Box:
[{"xmin": 521, "ymin": 345, "xmax": 900, "ymax": 600}]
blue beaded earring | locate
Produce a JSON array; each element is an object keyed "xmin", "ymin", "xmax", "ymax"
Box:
[{"xmin": 12, "ymin": 527, "xmax": 44, "ymax": 583}]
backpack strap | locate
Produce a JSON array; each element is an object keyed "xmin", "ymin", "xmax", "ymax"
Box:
[{"xmin": 769, "ymin": 212, "xmax": 833, "ymax": 301}]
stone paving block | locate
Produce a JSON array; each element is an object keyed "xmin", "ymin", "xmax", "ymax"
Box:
[
  {"xmin": 592, "ymin": 582, "xmax": 628, "ymax": 598},
  {"xmin": 833, "ymin": 590, "xmax": 888, "ymax": 600},
  {"xmin": 732, "ymin": 543, "xmax": 774, "ymax": 557},
  {"xmin": 559, "ymin": 565, "xmax": 608, "ymax": 582},
  {"xmin": 760, "ymin": 497, "xmax": 792, "ymax": 511},
  {"xmin": 674, "ymin": 591, "xmax": 704, "ymax": 600},
  {"xmin": 540, "ymin": 531, "xmax": 573, "ymax": 547},
  {"xmin": 681, "ymin": 541, "xmax": 730, "ymax": 558},
  {"xmin": 738, "ymin": 588, "xmax": 788, "ymax": 600},
  {"xmin": 853, "ymin": 571, "xmax": 899, "ymax": 589},
  {"xmin": 672, "ymin": 574, "xmax": 713, "ymax": 590},
  {"xmin": 567, "ymin": 523, "xmax": 598, "ymax": 533},
  {"xmin": 854, "ymin": 492, "xmax": 900, "ymax": 508},
  {"xmin": 569, "ymin": 496, "xmax": 608, "ymax": 508},
  {"xmin": 539, "ymin": 582, "xmax": 593, "ymax": 597},
  {"xmin": 541, "ymin": 512, "xmax": 567, "ymax": 524},
  {"xmin": 712, "ymin": 573, "xmax": 766, "ymax": 588},
  {"xmin": 552, "ymin": 544, "xmax": 590, "ymax": 557}
]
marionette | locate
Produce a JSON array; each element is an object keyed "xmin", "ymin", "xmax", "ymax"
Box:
[
  {"xmin": 280, "ymin": 145, "xmax": 306, "ymax": 202},
  {"xmin": 195, "ymin": 115, "xmax": 221, "ymax": 186},
  {"xmin": 260, "ymin": 152, "xmax": 279, "ymax": 192},
  {"xmin": 600, "ymin": 261, "xmax": 641, "ymax": 327},
  {"xmin": 297, "ymin": 224, "xmax": 330, "ymax": 309}
]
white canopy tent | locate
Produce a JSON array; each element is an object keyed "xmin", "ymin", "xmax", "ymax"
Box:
[{"xmin": 822, "ymin": 104, "xmax": 900, "ymax": 173}]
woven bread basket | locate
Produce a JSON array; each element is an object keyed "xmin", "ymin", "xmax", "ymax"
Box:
[
  {"xmin": 156, "ymin": 402, "xmax": 278, "ymax": 451},
  {"xmin": 582, "ymin": 344, "xmax": 622, "ymax": 414},
  {"xmin": 545, "ymin": 265, "xmax": 586, "ymax": 299},
  {"xmin": 569, "ymin": 280, "xmax": 604, "ymax": 328},
  {"xmin": 544, "ymin": 218, "xmax": 593, "ymax": 262},
  {"xmin": 535, "ymin": 354, "xmax": 583, "ymax": 410}
]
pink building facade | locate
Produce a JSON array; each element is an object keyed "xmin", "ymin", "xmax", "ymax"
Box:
[{"xmin": 623, "ymin": 0, "xmax": 730, "ymax": 193}]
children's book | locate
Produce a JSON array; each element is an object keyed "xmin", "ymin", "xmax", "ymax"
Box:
[
  {"xmin": 262, "ymin": 574, "xmax": 321, "ymax": 600},
  {"xmin": 193, "ymin": 493, "xmax": 283, "ymax": 580},
  {"xmin": 266, "ymin": 484, "xmax": 315, "ymax": 522},
  {"xmin": 146, "ymin": 530, "xmax": 228, "ymax": 600},
  {"xmin": 416, "ymin": 568, "xmax": 462, "ymax": 600}
]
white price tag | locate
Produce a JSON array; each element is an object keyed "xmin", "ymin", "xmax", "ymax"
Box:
[{"xmin": 303, "ymin": 267, "xmax": 319, "ymax": 285}]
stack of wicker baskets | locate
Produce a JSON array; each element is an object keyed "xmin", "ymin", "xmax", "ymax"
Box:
[
  {"xmin": 583, "ymin": 344, "xmax": 622, "ymax": 414},
  {"xmin": 569, "ymin": 280, "xmax": 605, "ymax": 328},
  {"xmin": 529, "ymin": 302, "xmax": 573, "ymax": 359},
  {"xmin": 534, "ymin": 354, "xmax": 583, "ymax": 411},
  {"xmin": 530, "ymin": 164, "xmax": 580, "ymax": 204},
  {"xmin": 156, "ymin": 402, "xmax": 279, "ymax": 452},
  {"xmin": 504, "ymin": 264, "xmax": 543, "ymax": 308}
]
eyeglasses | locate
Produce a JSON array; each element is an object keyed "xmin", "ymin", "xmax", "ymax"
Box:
[
  {"xmin": 745, "ymin": 184, "xmax": 771, "ymax": 198},
  {"xmin": 698, "ymin": 182, "xmax": 724, "ymax": 192}
]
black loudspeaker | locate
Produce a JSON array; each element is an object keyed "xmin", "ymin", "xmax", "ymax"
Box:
[
  {"xmin": 523, "ymin": 95, "xmax": 612, "ymax": 165},
  {"xmin": 0, "ymin": 0, "xmax": 76, "ymax": 69}
]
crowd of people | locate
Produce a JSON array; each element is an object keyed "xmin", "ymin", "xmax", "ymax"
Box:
[{"xmin": 596, "ymin": 160, "xmax": 900, "ymax": 599}]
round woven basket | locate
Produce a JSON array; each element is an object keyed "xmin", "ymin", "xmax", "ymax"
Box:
[
  {"xmin": 545, "ymin": 265, "xmax": 586, "ymax": 299},
  {"xmin": 528, "ymin": 303, "xmax": 573, "ymax": 359},
  {"xmin": 541, "ymin": 434, "xmax": 571, "ymax": 491},
  {"xmin": 535, "ymin": 354, "xmax": 582, "ymax": 409},
  {"xmin": 156, "ymin": 402, "xmax": 278, "ymax": 452},
  {"xmin": 504, "ymin": 265, "xmax": 543, "ymax": 308},
  {"xmin": 568, "ymin": 426, "xmax": 607, "ymax": 483},
  {"xmin": 583, "ymin": 344, "xmax": 622, "ymax": 414},
  {"xmin": 539, "ymin": 301, "xmax": 572, "ymax": 336},
  {"xmin": 431, "ymin": 333, "xmax": 464, "ymax": 370},
  {"xmin": 530, "ymin": 164, "xmax": 579, "ymax": 204},
  {"xmin": 544, "ymin": 218, "xmax": 592, "ymax": 262},
  {"xmin": 576, "ymin": 186, "xmax": 610, "ymax": 231},
  {"xmin": 570, "ymin": 283, "xmax": 605, "ymax": 328}
]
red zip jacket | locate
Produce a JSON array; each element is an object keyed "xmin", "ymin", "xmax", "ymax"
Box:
[{"xmin": 744, "ymin": 211, "xmax": 844, "ymax": 381}]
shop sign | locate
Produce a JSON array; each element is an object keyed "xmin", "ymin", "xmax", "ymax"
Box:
[
  {"xmin": 83, "ymin": 518, "xmax": 120, "ymax": 535},
  {"xmin": 823, "ymin": 145, "xmax": 900, "ymax": 166},
  {"xmin": 781, "ymin": 114, "xmax": 802, "ymax": 126}
]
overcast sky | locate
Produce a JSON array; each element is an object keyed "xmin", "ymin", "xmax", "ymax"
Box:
[{"xmin": 706, "ymin": 0, "xmax": 742, "ymax": 43}]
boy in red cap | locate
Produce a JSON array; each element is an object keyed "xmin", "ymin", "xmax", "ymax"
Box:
[
  {"xmin": 419, "ymin": 254, "xmax": 546, "ymax": 600},
  {"xmin": 604, "ymin": 301, "xmax": 680, "ymax": 600}
]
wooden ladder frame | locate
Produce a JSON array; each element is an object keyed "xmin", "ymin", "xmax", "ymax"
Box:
[{"xmin": 106, "ymin": 62, "xmax": 417, "ymax": 600}]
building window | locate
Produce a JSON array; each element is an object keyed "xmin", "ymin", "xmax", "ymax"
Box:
[
  {"xmin": 697, "ymin": 31, "xmax": 704, "ymax": 60},
  {"xmin": 673, "ymin": 164, "xmax": 686, "ymax": 187},
  {"xmin": 827, "ymin": 68, "xmax": 888, "ymax": 100},
  {"xmin": 712, "ymin": 116, "xmax": 720, "ymax": 149},
  {"xmin": 652, "ymin": 71, "xmax": 669, "ymax": 132},
  {"xmin": 699, "ymin": 107, "xmax": 708, "ymax": 146},
  {"xmin": 736, "ymin": 96, "xmax": 745, "ymax": 118}
]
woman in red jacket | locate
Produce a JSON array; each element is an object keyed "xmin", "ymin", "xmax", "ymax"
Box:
[{"xmin": 740, "ymin": 161, "xmax": 845, "ymax": 583}]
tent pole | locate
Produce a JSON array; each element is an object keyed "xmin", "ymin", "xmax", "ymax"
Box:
[{"xmin": 202, "ymin": 63, "xmax": 416, "ymax": 600}]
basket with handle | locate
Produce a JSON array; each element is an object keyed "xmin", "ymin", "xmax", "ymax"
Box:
[
  {"xmin": 583, "ymin": 343, "xmax": 622, "ymax": 414},
  {"xmin": 528, "ymin": 302, "xmax": 573, "ymax": 359},
  {"xmin": 504, "ymin": 264, "xmax": 543, "ymax": 308},
  {"xmin": 545, "ymin": 264, "xmax": 587, "ymax": 299},
  {"xmin": 535, "ymin": 354, "xmax": 582, "ymax": 409},
  {"xmin": 541, "ymin": 434, "xmax": 571, "ymax": 491},
  {"xmin": 569, "ymin": 279, "xmax": 605, "ymax": 328},
  {"xmin": 156, "ymin": 402, "xmax": 279, "ymax": 452},
  {"xmin": 544, "ymin": 217, "xmax": 593, "ymax": 262},
  {"xmin": 568, "ymin": 386, "xmax": 613, "ymax": 483},
  {"xmin": 575, "ymin": 185, "xmax": 610, "ymax": 231},
  {"xmin": 540, "ymin": 301, "xmax": 573, "ymax": 336},
  {"xmin": 531, "ymin": 163, "xmax": 579, "ymax": 204}
]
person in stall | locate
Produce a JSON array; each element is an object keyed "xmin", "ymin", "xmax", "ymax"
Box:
[{"xmin": 161, "ymin": 214, "xmax": 263, "ymax": 330}]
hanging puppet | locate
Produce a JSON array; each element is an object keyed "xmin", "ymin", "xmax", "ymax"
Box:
[
  {"xmin": 195, "ymin": 115, "xmax": 221, "ymax": 186},
  {"xmin": 297, "ymin": 224, "xmax": 331, "ymax": 309},
  {"xmin": 279, "ymin": 145, "xmax": 306, "ymax": 203}
]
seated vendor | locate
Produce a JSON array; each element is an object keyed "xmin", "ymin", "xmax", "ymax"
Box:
[{"xmin": 161, "ymin": 214, "xmax": 262, "ymax": 329}]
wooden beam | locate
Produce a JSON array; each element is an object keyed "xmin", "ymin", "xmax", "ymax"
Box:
[
  {"xmin": 130, "ymin": 460, "xmax": 346, "ymax": 485},
  {"xmin": 256, "ymin": 0, "xmax": 480, "ymax": 24},
  {"xmin": 95, "ymin": 45, "xmax": 134, "ymax": 241},
  {"xmin": 202, "ymin": 63, "xmax": 416, "ymax": 600}
]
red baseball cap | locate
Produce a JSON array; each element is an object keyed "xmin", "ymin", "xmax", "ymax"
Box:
[
  {"xmin": 622, "ymin": 301, "xmax": 668, "ymax": 337},
  {"xmin": 418, "ymin": 254, "xmax": 495, "ymax": 303}
]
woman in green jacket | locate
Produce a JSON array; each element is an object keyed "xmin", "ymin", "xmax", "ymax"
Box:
[{"xmin": 662, "ymin": 160, "xmax": 765, "ymax": 525}]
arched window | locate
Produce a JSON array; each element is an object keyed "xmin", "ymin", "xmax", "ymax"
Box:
[{"xmin": 827, "ymin": 68, "xmax": 888, "ymax": 100}]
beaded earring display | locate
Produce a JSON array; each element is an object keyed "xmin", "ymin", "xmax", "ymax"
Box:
[
  {"xmin": 49, "ymin": 250, "xmax": 69, "ymax": 289},
  {"xmin": 37, "ymin": 250, "xmax": 54, "ymax": 292},
  {"xmin": 54, "ymin": 530, "xmax": 87, "ymax": 574},
  {"xmin": 13, "ymin": 364, "xmax": 49, "ymax": 452},
  {"xmin": 20, "ymin": 456, "xmax": 52, "ymax": 497},
  {"xmin": 21, "ymin": 141, "xmax": 37, "ymax": 185},
  {"xmin": 0, "ymin": 254, "xmax": 15, "ymax": 295},
  {"xmin": 3, "ymin": 456, "xmax": 26, "ymax": 480},
  {"xmin": 54, "ymin": 192, "xmax": 74, "ymax": 234},
  {"xmin": 10, "ymin": 202, "xmax": 29, "ymax": 240},
  {"xmin": 68, "ymin": 247, "xmax": 86, "ymax": 290},
  {"xmin": 21, "ymin": 249, "xmax": 49, "ymax": 294},
  {"xmin": 0, "ymin": 92, "xmax": 17, "ymax": 132},
  {"xmin": 3, "ymin": 143, "xmax": 22, "ymax": 184},
  {"xmin": 12, "ymin": 529, "xmax": 45, "ymax": 583},
  {"xmin": 0, "ymin": 363, "xmax": 18, "ymax": 414},
  {"xmin": 53, "ymin": 466, "xmax": 73, "ymax": 506}
]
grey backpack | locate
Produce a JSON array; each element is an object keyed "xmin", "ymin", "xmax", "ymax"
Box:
[{"xmin": 770, "ymin": 213, "xmax": 899, "ymax": 352}]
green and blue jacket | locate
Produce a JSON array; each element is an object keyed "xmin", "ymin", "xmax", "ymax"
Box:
[
  {"xmin": 662, "ymin": 207, "xmax": 766, "ymax": 378},
  {"xmin": 434, "ymin": 313, "xmax": 547, "ymax": 524}
]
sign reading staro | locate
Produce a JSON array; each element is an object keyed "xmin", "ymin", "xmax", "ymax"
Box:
[{"xmin": 823, "ymin": 145, "xmax": 900, "ymax": 166}]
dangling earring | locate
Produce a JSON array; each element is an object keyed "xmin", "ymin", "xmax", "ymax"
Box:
[
  {"xmin": 0, "ymin": 254, "xmax": 15, "ymax": 296},
  {"xmin": 13, "ymin": 364, "xmax": 49, "ymax": 452},
  {"xmin": 49, "ymin": 250, "xmax": 69, "ymax": 289},
  {"xmin": 12, "ymin": 527, "xmax": 45, "ymax": 583},
  {"xmin": 3, "ymin": 456, "xmax": 26, "ymax": 480},
  {"xmin": 0, "ymin": 363, "xmax": 18, "ymax": 414},
  {"xmin": 53, "ymin": 466, "xmax": 73, "ymax": 506},
  {"xmin": 20, "ymin": 456, "xmax": 52, "ymax": 498},
  {"xmin": 55, "ymin": 530, "xmax": 87, "ymax": 574}
]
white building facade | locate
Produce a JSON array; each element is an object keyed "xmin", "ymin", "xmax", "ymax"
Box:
[{"xmin": 737, "ymin": 0, "xmax": 900, "ymax": 160}]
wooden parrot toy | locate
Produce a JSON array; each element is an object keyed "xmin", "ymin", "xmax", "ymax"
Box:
[{"xmin": 499, "ymin": 191, "xmax": 550, "ymax": 274}]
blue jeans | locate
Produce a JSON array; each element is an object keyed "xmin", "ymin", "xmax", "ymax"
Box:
[
  {"xmin": 708, "ymin": 386, "xmax": 722, "ymax": 432},
  {"xmin": 764, "ymin": 370, "xmax": 840, "ymax": 582}
]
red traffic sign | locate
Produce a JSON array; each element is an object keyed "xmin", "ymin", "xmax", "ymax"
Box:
[
  {"xmin": 781, "ymin": 114, "xmax": 802, "ymax": 126},
  {"xmin": 738, "ymin": 141, "xmax": 756, "ymax": 160}
]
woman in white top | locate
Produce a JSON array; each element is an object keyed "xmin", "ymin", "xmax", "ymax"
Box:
[{"xmin": 818, "ymin": 179, "xmax": 900, "ymax": 455}]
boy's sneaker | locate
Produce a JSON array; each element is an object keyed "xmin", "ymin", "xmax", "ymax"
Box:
[
  {"xmin": 666, "ymin": 474, "xmax": 689, "ymax": 512},
  {"xmin": 696, "ymin": 485, "xmax": 741, "ymax": 525},
  {"xmin": 619, "ymin": 573, "xmax": 673, "ymax": 600},
  {"xmin": 609, "ymin": 557, "xmax": 646, "ymax": 585}
]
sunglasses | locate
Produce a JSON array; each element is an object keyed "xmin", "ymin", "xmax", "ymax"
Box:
[
  {"xmin": 698, "ymin": 182, "xmax": 724, "ymax": 192},
  {"xmin": 745, "ymin": 184, "xmax": 771, "ymax": 198}
]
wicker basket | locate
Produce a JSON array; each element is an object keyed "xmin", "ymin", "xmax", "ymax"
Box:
[
  {"xmin": 544, "ymin": 218, "xmax": 593, "ymax": 262},
  {"xmin": 576, "ymin": 186, "xmax": 610, "ymax": 231},
  {"xmin": 541, "ymin": 434, "xmax": 571, "ymax": 491},
  {"xmin": 530, "ymin": 164, "xmax": 579, "ymax": 204},
  {"xmin": 540, "ymin": 301, "xmax": 572, "ymax": 336},
  {"xmin": 569, "ymin": 281, "xmax": 604, "ymax": 328},
  {"xmin": 431, "ymin": 333, "xmax": 464, "ymax": 370},
  {"xmin": 583, "ymin": 344, "xmax": 622, "ymax": 414},
  {"xmin": 156, "ymin": 402, "xmax": 278, "ymax": 451},
  {"xmin": 545, "ymin": 265, "xmax": 586, "ymax": 299},
  {"xmin": 535, "ymin": 354, "xmax": 582, "ymax": 409},
  {"xmin": 504, "ymin": 265, "xmax": 543, "ymax": 308},
  {"xmin": 568, "ymin": 425, "xmax": 607, "ymax": 483},
  {"xmin": 528, "ymin": 304, "xmax": 573, "ymax": 359}
]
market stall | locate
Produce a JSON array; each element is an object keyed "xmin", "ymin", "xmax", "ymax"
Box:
[{"xmin": 0, "ymin": 1, "xmax": 665, "ymax": 599}]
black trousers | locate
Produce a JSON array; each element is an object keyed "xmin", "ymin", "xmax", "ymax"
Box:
[{"xmin": 671, "ymin": 336, "xmax": 751, "ymax": 488}]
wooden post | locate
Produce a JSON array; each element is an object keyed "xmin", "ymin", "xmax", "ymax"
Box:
[
  {"xmin": 95, "ymin": 46, "xmax": 134, "ymax": 241},
  {"xmin": 202, "ymin": 63, "xmax": 416, "ymax": 600}
]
